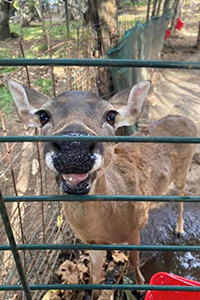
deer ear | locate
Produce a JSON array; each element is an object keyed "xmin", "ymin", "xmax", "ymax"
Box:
[
  {"xmin": 7, "ymin": 79, "xmax": 49, "ymax": 128},
  {"xmin": 111, "ymin": 81, "xmax": 151, "ymax": 129}
]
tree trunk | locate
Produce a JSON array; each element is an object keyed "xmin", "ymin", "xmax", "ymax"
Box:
[
  {"xmin": 88, "ymin": 0, "xmax": 119, "ymax": 99},
  {"xmin": 40, "ymin": 1, "xmax": 46, "ymax": 33},
  {"xmin": 196, "ymin": 20, "xmax": 200, "ymax": 50},
  {"xmin": 0, "ymin": 0, "xmax": 12, "ymax": 40},
  {"xmin": 156, "ymin": 0, "xmax": 163, "ymax": 16},
  {"xmin": 88, "ymin": 0, "xmax": 119, "ymax": 56},
  {"xmin": 146, "ymin": 0, "xmax": 151, "ymax": 21},
  {"xmin": 22, "ymin": 15, "xmax": 30, "ymax": 27},
  {"xmin": 151, "ymin": 0, "xmax": 158, "ymax": 17},
  {"xmin": 170, "ymin": 0, "xmax": 182, "ymax": 32},
  {"xmin": 163, "ymin": 0, "xmax": 170, "ymax": 15}
]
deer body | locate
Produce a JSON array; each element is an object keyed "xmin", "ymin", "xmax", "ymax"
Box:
[
  {"xmin": 65, "ymin": 115, "xmax": 196, "ymax": 244},
  {"xmin": 8, "ymin": 79, "xmax": 197, "ymax": 299}
]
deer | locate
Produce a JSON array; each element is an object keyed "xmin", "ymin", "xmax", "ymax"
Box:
[{"xmin": 8, "ymin": 79, "xmax": 197, "ymax": 299}]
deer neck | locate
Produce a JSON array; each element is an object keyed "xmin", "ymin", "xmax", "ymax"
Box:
[{"xmin": 92, "ymin": 173, "xmax": 110, "ymax": 195}]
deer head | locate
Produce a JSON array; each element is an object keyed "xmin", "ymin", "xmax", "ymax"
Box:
[{"xmin": 8, "ymin": 79, "xmax": 150, "ymax": 196}]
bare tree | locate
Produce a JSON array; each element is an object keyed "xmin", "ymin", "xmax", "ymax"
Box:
[
  {"xmin": 10, "ymin": 0, "xmax": 42, "ymax": 32},
  {"xmin": 146, "ymin": 0, "xmax": 151, "ymax": 21},
  {"xmin": 0, "ymin": 0, "xmax": 13, "ymax": 40},
  {"xmin": 86, "ymin": 0, "xmax": 119, "ymax": 98},
  {"xmin": 88, "ymin": 0, "xmax": 119, "ymax": 56},
  {"xmin": 163, "ymin": 0, "xmax": 170, "ymax": 15},
  {"xmin": 151, "ymin": 0, "xmax": 158, "ymax": 17},
  {"xmin": 170, "ymin": 0, "xmax": 182, "ymax": 32}
]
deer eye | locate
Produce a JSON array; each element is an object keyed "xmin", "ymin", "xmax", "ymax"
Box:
[
  {"xmin": 36, "ymin": 110, "xmax": 50, "ymax": 126},
  {"xmin": 105, "ymin": 111, "xmax": 117, "ymax": 126}
]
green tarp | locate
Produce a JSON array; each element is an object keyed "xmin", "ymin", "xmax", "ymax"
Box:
[
  {"xmin": 107, "ymin": 15, "xmax": 169, "ymax": 92},
  {"xmin": 107, "ymin": 15, "xmax": 169, "ymax": 134}
]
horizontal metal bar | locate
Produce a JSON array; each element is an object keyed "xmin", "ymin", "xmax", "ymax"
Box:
[
  {"xmin": 1, "ymin": 284, "xmax": 200, "ymax": 291},
  {"xmin": 0, "ymin": 135, "xmax": 200, "ymax": 143},
  {"xmin": 1, "ymin": 58, "xmax": 200, "ymax": 69},
  {"xmin": 0, "ymin": 244, "xmax": 200, "ymax": 251},
  {"xmin": 4, "ymin": 195, "xmax": 200, "ymax": 202}
]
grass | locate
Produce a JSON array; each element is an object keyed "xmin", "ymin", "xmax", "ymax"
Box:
[
  {"xmin": 0, "ymin": 86, "xmax": 14, "ymax": 115},
  {"xmin": 4, "ymin": 14, "xmax": 147, "ymax": 60},
  {"xmin": 34, "ymin": 78, "xmax": 53, "ymax": 95},
  {"xmin": 122, "ymin": 0, "xmax": 147, "ymax": 7},
  {"xmin": 0, "ymin": 11, "xmax": 147, "ymax": 61},
  {"xmin": 0, "ymin": 66, "xmax": 18, "ymax": 75},
  {"xmin": 7, "ymin": 21, "xmax": 88, "ymax": 58},
  {"xmin": 9, "ymin": 21, "xmax": 81, "ymax": 42},
  {"xmin": 0, "ymin": 48, "xmax": 13, "ymax": 58},
  {"xmin": 10, "ymin": 23, "xmax": 43, "ymax": 41},
  {"xmin": 8, "ymin": 13, "xmax": 145, "ymax": 44},
  {"xmin": 135, "ymin": 1, "xmax": 147, "ymax": 6}
]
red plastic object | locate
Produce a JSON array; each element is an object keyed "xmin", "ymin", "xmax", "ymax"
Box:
[
  {"xmin": 165, "ymin": 29, "xmax": 171, "ymax": 39},
  {"xmin": 144, "ymin": 272, "xmax": 200, "ymax": 300},
  {"xmin": 175, "ymin": 17, "xmax": 184, "ymax": 30}
]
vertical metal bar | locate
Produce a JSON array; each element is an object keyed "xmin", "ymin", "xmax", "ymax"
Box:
[{"xmin": 0, "ymin": 191, "xmax": 32, "ymax": 300}]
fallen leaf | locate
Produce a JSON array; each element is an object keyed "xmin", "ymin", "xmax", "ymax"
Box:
[
  {"xmin": 57, "ymin": 214, "xmax": 64, "ymax": 227},
  {"xmin": 105, "ymin": 261, "xmax": 115, "ymax": 277},
  {"xmin": 42, "ymin": 290, "xmax": 60, "ymax": 300},
  {"xmin": 76, "ymin": 262, "xmax": 89, "ymax": 281},
  {"xmin": 63, "ymin": 289, "xmax": 85, "ymax": 300},
  {"xmin": 32, "ymin": 158, "xmax": 39, "ymax": 175},
  {"xmin": 56, "ymin": 260, "xmax": 79, "ymax": 285},
  {"xmin": 122, "ymin": 276, "xmax": 137, "ymax": 300},
  {"xmin": 79, "ymin": 252, "xmax": 90, "ymax": 263},
  {"xmin": 112, "ymin": 251, "xmax": 128, "ymax": 264},
  {"xmin": 97, "ymin": 290, "xmax": 113, "ymax": 300},
  {"xmin": 124, "ymin": 290, "xmax": 137, "ymax": 300},
  {"xmin": 55, "ymin": 258, "xmax": 89, "ymax": 300},
  {"xmin": 76, "ymin": 262, "xmax": 88, "ymax": 274}
]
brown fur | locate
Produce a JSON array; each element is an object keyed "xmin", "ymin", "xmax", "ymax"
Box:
[{"xmin": 63, "ymin": 115, "xmax": 196, "ymax": 294}]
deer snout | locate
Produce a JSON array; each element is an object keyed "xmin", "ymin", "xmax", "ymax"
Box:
[
  {"xmin": 44, "ymin": 131, "xmax": 103, "ymax": 195},
  {"xmin": 52, "ymin": 133, "xmax": 96, "ymax": 174}
]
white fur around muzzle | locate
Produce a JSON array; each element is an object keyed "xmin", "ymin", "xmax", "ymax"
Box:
[{"xmin": 45, "ymin": 151, "xmax": 102, "ymax": 174}]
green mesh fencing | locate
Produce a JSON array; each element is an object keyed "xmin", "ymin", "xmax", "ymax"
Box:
[
  {"xmin": 107, "ymin": 15, "xmax": 169, "ymax": 91},
  {"xmin": 107, "ymin": 15, "xmax": 169, "ymax": 134}
]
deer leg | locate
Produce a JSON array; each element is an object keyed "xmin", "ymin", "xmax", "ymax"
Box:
[
  {"xmin": 176, "ymin": 189, "xmax": 185, "ymax": 237},
  {"xmin": 88, "ymin": 250, "xmax": 106, "ymax": 300},
  {"xmin": 175, "ymin": 158, "xmax": 192, "ymax": 237},
  {"xmin": 129, "ymin": 250, "xmax": 145, "ymax": 285},
  {"xmin": 129, "ymin": 234, "xmax": 145, "ymax": 286}
]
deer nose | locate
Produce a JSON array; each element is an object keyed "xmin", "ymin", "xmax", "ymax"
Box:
[
  {"xmin": 52, "ymin": 131, "xmax": 95, "ymax": 154},
  {"xmin": 50, "ymin": 131, "xmax": 97, "ymax": 174}
]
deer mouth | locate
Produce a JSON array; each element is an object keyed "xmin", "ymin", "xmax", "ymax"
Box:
[
  {"xmin": 61, "ymin": 173, "xmax": 90, "ymax": 195},
  {"xmin": 45, "ymin": 147, "xmax": 102, "ymax": 195}
]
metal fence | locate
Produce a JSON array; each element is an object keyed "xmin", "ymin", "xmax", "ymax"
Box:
[{"xmin": 1, "ymin": 58, "xmax": 200, "ymax": 299}]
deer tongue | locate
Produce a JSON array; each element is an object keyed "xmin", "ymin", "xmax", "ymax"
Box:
[{"xmin": 62, "ymin": 173, "xmax": 89, "ymax": 186}]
